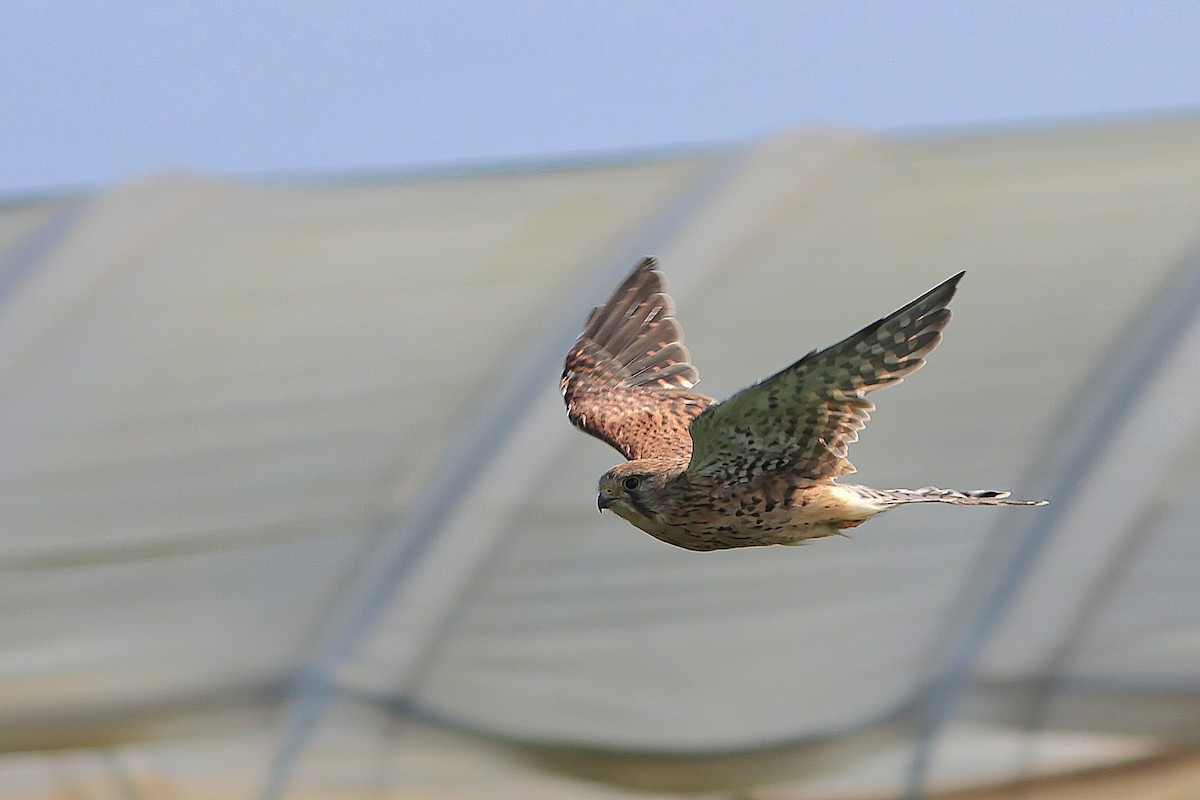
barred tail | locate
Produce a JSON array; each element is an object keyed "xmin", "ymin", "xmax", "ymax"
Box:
[{"xmin": 878, "ymin": 486, "xmax": 1047, "ymax": 507}]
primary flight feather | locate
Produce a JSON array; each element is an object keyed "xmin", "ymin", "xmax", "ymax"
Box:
[{"xmin": 561, "ymin": 257, "xmax": 1045, "ymax": 551}]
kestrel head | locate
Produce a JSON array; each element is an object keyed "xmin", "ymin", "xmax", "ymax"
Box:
[{"xmin": 596, "ymin": 457, "xmax": 684, "ymax": 520}]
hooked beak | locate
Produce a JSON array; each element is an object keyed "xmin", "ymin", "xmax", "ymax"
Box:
[{"xmin": 597, "ymin": 493, "xmax": 616, "ymax": 512}]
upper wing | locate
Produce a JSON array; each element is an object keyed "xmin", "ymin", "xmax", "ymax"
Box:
[
  {"xmin": 562, "ymin": 258, "xmax": 715, "ymax": 461},
  {"xmin": 686, "ymin": 272, "xmax": 964, "ymax": 483}
]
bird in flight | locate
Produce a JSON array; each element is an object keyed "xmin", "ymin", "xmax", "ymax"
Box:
[{"xmin": 561, "ymin": 258, "xmax": 1045, "ymax": 551}]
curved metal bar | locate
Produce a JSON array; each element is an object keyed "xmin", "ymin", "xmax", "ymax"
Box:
[
  {"xmin": 904, "ymin": 245, "xmax": 1200, "ymax": 798},
  {"xmin": 0, "ymin": 199, "xmax": 90, "ymax": 305},
  {"xmin": 260, "ymin": 152, "xmax": 748, "ymax": 800}
]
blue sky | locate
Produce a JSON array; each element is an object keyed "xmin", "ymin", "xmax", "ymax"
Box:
[{"xmin": 3, "ymin": 2, "xmax": 1199, "ymax": 197}]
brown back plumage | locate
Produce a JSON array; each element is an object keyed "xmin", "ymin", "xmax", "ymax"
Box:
[
  {"xmin": 561, "ymin": 258, "xmax": 714, "ymax": 461},
  {"xmin": 686, "ymin": 272, "xmax": 963, "ymax": 483}
]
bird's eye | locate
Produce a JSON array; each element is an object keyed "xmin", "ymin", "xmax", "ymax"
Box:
[{"xmin": 622, "ymin": 476, "xmax": 641, "ymax": 491}]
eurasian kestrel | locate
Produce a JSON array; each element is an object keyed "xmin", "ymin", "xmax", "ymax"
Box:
[{"xmin": 561, "ymin": 258, "xmax": 1045, "ymax": 551}]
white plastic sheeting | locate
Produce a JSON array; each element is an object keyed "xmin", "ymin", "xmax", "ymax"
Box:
[{"xmin": 2, "ymin": 119, "xmax": 1200, "ymax": 798}]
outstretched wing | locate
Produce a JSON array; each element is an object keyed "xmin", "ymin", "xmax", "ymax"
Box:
[
  {"xmin": 562, "ymin": 258, "xmax": 715, "ymax": 461},
  {"xmin": 686, "ymin": 272, "xmax": 964, "ymax": 483}
]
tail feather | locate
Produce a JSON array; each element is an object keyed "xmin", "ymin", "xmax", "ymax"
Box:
[{"xmin": 881, "ymin": 486, "xmax": 1047, "ymax": 507}]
